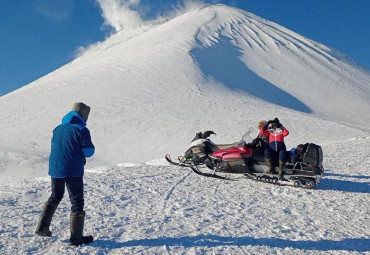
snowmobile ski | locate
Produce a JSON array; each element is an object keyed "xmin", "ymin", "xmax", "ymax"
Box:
[{"xmin": 165, "ymin": 154, "xmax": 227, "ymax": 179}]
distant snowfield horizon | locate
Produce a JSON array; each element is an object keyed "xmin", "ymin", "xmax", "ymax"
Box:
[{"xmin": 0, "ymin": 5, "xmax": 369, "ymax": 254}]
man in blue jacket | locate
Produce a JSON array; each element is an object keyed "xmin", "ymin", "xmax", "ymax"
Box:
[{"xmin": 35, "ymin": 102, "xmax": 95, "ymax": 246}]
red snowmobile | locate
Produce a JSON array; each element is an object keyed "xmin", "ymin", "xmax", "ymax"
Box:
[{"xmin": 165, "ymin": 129, "xmax": 324, "ymax": 188}]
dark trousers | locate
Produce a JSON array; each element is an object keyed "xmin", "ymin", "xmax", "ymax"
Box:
[
  {"xmin": 48, "ymin": 177, "xmax": 84, "ymax": 212},
  {"xmin": 265, "ymin": 143, "xmax": 287, "ymax": 162}
]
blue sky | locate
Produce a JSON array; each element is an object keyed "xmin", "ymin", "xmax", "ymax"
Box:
[{"xmin": 1, "ymin": 0, "xmax": 369, "ymax": 96}]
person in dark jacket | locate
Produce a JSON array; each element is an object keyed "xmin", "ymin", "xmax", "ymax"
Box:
[
  {"xmin": 260, "ymin": 118, "xmax": 289, "ymax": 179},
  {"xmin": 249, "ymin": 120, "xmax": 269, "ymax": 149},
  {"xmin": 35, "ymin": 102, "xmax": 95, "ymax": 246},
  {"xmin": 246, "ymin": 120, "xmax": 269, "ymax": 161}
]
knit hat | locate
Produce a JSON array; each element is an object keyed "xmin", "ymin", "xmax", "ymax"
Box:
[{"xmin": 72, "ymin": 102, "xmax": 90, "ymax": 121}]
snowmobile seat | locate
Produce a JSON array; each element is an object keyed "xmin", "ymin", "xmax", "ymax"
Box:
[{"xmin": 217, "ymin": 142, "xmax": 238, "ymax": 150}]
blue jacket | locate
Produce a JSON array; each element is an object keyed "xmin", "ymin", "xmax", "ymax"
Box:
[{"xmin": 48, "ymin": 111, "xmax": 95, "ymax": 178}]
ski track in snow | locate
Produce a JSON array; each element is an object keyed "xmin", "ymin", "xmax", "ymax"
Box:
[{"xmin": 0, "ymin": 137, "xmax": 369, "ymax": 255}]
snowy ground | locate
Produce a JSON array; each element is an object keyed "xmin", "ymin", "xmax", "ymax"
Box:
[{"xmin": 0, "ymin": 137, "xmax": 369, "ymax": 254}]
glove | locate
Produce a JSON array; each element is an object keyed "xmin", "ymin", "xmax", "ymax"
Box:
[{"xmin": 273, "ymin": 118, "xmax": 280, "ymax": 124}]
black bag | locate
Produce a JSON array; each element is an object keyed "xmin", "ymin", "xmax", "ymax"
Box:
[{"xmin": 302, "ymin": 143, "xmax": 323, "ymax": 168}]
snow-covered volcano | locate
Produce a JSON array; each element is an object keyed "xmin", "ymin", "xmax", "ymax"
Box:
[
  {"xmin": 0, "ymin": 4, "xmax": 369, "ymax": 168},
  {"xmin": 0, "ymin": 4, "xmax": 369, "ymax": 254}
]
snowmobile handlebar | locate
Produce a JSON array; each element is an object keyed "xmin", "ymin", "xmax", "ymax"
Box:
[
  {"xmin": 191, "ymin": 130, "xmax": 216, "ymax": 142},
  {"xmin": 202, "ymin": 130, "xmax": 216, "ymax": 139}
]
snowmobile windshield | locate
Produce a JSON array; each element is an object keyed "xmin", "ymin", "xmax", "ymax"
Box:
[{"xmin": 237, "ymin": 127, "xmax": 254, "ymax": 146}]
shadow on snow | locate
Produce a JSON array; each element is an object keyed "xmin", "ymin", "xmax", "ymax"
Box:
[
  {"xmin": 318, "ymin": 170, "xmax": 370, "ymax": 194},
  {"xmin": 324, "ymin": 172, "xmax": 370, "ymax": 180},
  {"xmin": 190, "ymin": 39, "xmax": 311, "ymax": 113},
  {"xmin": 92, "ymin": 234, "xmax": 369, "ymax": 252},
  {"xmin": 318, "ymin": 178, "xmax": 370, "ymax": 194}
]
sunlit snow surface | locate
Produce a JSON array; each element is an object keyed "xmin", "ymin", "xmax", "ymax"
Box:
[{"xmin": 0, "ymin": 4, "xmax": 369, "ymax": 254}]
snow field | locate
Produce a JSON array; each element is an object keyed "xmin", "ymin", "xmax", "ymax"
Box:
[{"xmin": 0, "ymin": 136, "xmax": 369, "ymax": 254}]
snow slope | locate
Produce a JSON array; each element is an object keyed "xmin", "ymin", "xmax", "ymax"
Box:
[
  {"xmin": 0, "ymin": 4, "xmax": 369, "ymax": 170},
  {"xmin": 0, "ymin": 4, "xmax": 369, "ymax": 254}
]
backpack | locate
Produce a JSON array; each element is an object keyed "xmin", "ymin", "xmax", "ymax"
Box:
[{"xmin": 302, "ymin": 143, "xmax": 323, "ymax": 168}]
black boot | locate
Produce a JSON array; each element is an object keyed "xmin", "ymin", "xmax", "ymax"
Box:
[
  {"xmin": 278, "ymin": 160, "xmax": 286, "ymax": 179},
  {"xmin": 265, "ymin": 158, "xmax": 274, "ymax": 174},
  {"xmin": 35, "ymin": 202, "xmax": 57, "ymax": 237},
  {"xmin": 68, "ymin": 211, "xmax": 93, "ymax": 246}
]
